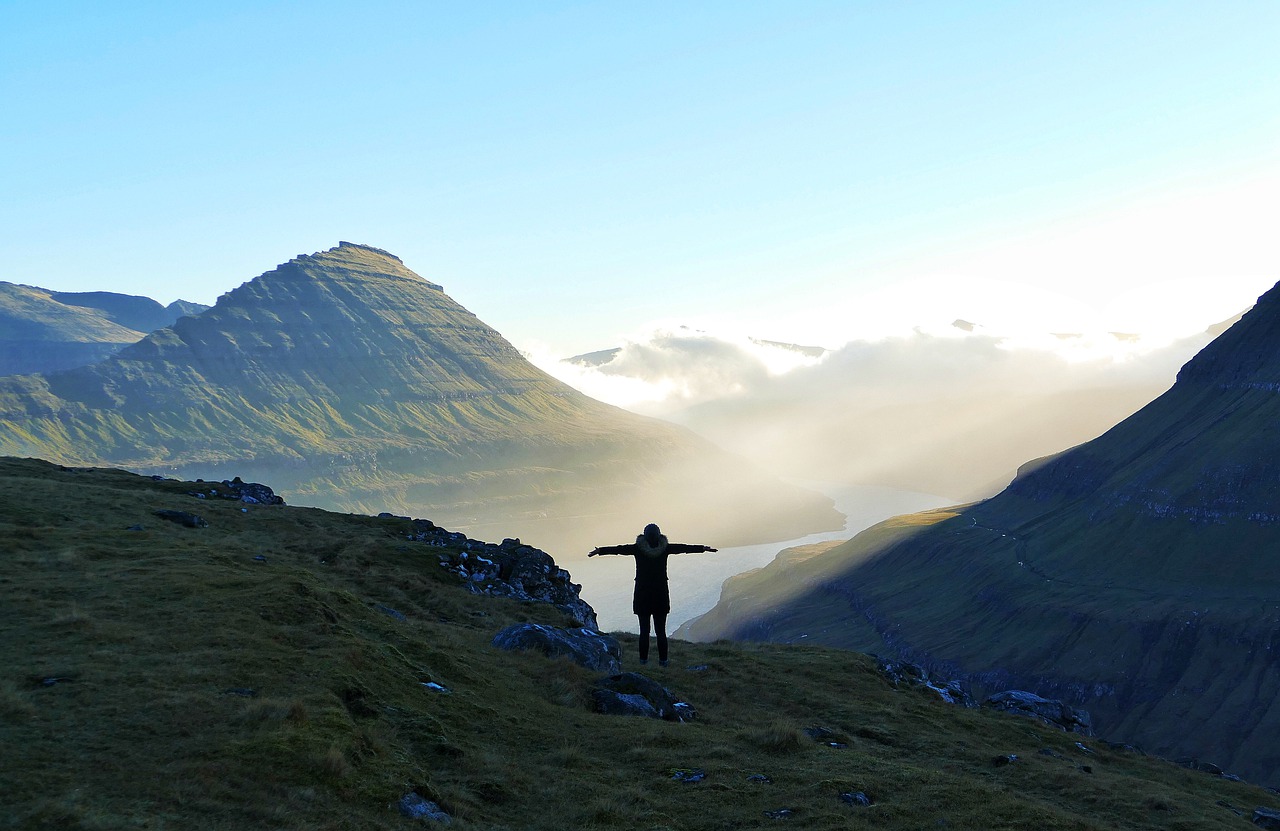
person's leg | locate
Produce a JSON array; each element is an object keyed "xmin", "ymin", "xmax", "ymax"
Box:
[
  {"xmin": 654, "ymin": 612, "xmax": 669, "ymax": 665},
  {"xmin": 637, "ymin": 614, "xmax": 651, "ymax": 663}
]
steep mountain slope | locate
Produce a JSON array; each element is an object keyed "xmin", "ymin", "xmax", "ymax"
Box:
[
  {"xmin": 3, "ymin": 457, "xmax": 1276, "ymax": 830},
  {"xmin": 0, "ymin": 243, "xmax": 837, "ymax": 552},
  {"xmin": 0, "ymin": 281, "xmax": 206, "ymax": 375},
  {"xmin": 683, "ymin": 279, "xmax": 1280, "ymax": 784}
]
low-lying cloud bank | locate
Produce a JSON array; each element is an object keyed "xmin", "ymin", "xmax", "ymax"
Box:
[{"xmin": 537, "ymin": 317, "xmax": 1235, "ymax": 501}]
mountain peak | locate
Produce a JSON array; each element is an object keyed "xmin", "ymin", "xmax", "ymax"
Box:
[{"xmin": 272, "ymin": 241, "xmax": 441, "ymax": 291}]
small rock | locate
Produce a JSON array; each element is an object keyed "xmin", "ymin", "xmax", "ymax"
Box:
[
  {"xmin": 1074, "ymin": 741, "xmax": 1095, "ymax": 755},
  {"xmin": 764, "ymin": 808, "xmax": 796, "ymax": 819},
  {"xmin": 992, "ymin": 754, "xmax": 1019, "ymax": 767},
  {"xmin": 154, "ymin": 509, "xmax": 208, "ymax": 528},
  {"xmin": 840, "ymin": 792, "xmax": 872, "ymax": 807},
  {"xmin": 125, "ymin": 524, "xmax": 145, "ymax": 531},
  {"xmin": 686, "ymin": 664, "xmax": 711, "ymax": 672},
  {"xmin": 747, "ymin": 774, "xmax": 773, "ymax": 785},
  {"xmin": 222, "ymin": 688, "xmax": 257, "ymax": 697},
  {"xmin": 420, "ymin": 682, "xmax": 451, "ymax": 694},
  {"xmin": 670, "ymin": 768, "xmax": 706, "ymax": 783},
  {"xmin": 804, "ymin": 727, "xmax": 849, "ymax": 749},
  {"xmin": 252, "ymin": 555, "xmax": 266, "ymax": 563},
  {"xmin": 1254, "ymin": 806, "xmax": 1280, "ymax": 829},
  {"xmin": 1079, "ymin": 765, "xmax": 1093, "ymax": 774},
  {"xmin": 398, "ymin": 793, "xmax": 451, "ymax": 824},
  {"xmin": 375, "ymin": 604, "xmax": 406, "ymax": 621},
  {"xmin": 1216, "ymin": 800, "xmax": 1243, "ymax": 817}
]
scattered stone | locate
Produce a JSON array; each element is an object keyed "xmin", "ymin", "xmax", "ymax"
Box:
[
  {"xmin": 222, "ymin": 477, "xmax": 285, "ymax": 505},
  {"xmin": 1254, "ymin": 806, "xmax": 1280, "ymax": 829},
  {"xmin": 764, "ymin": 808, "xmax": 796, "ymax": 819},
  {"xmin": 420, "ymin": 682, "xmax": 451, "ymax": 694},
  {"xmin": 375, "ymin": 604, "xmax": 406, "ymax": 621},
  {"xmin": 1215, "ymin": 800, "xmax": 1243, "ymax": 817},
  {"xmin": 747, "ymin": 774, "xmax": 773, "ymax": 785},
  {"xmin": 1073, "ymin": 741, "xmax": 1095, "ymax": 755},
  {"xmin": 840, "ymin": 792, "xmax": 872, "ymax": 807},
  {"xmin": 1179, "ymin": 758, "xmax": 1224, "ymax": 775},
  {"xmin": 1038, "ymin": 748, "xmax": 1061, "ymax": 758},
  {"xmin": 222, "ymin": 688, "xmax": 257, "ymax": 697},
  {"xmin": 992, "ymin": 754, "xmax": 1019, "ymax": 767},
  {"xmin": 125, "ymin": 524, "xmax": 144, "ymax": 531},
  {"xmin": 669, "ymin": 768, "xmax": 706, "ymax": 783},
  {"xmin": 1078, "ymin": 765, "xmax": 1093, "ymax": 774},
  {"xmin": 398, "ymin": 793, "xmax": 452, "ymax": 824},
  {"xmin": 252, "ymin": 555, "xmax": 266, "ymax": 562},
  {"xmin": 154, "ymin": 509, "xmax": 208, "ymax": 528},
  {"xmin": 876, "ymin": 657, "xmax": 973, "ymax": 706},
  {"xmin": 492, "ymin": 623, "xmax": 621, "ymax": 673},
  {"xmin": 982, "ymin": 690, "xmax": 1093, "ymax": 735},
  {"xmin": 593, "ymin": 672, "xmax": 694, "ymax": 722},
  {"xmin": 34, "ymin": 677, "xmax": 74, "ymax": 688},
  {"xmin": 803, "ymin": 726, "xmax": 848, "ymax": 748},
  {"xmin": 1105, "ymin": 741, "xmax": 1144, "ymax": 754},
  {"xmin": 686, "ymin": 664, "xmax": 711, "ymax": 672}
]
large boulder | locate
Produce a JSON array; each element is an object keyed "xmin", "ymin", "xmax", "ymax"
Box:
[
  {"xmin": 491, "ymin": 623, "xmax": 621, "ymax": 673},
  {"xmin": 592, "ymin": 672, "xmax": 695, "ymax": 722},
  {"xmin": 983, "ymin": 690, "xmax": 1093, "ymax": 735}
]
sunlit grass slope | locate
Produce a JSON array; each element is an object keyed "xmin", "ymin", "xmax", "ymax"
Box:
[{"xmin": 2, "ymin": 457, "xmax": 1275, "ymax": 830}]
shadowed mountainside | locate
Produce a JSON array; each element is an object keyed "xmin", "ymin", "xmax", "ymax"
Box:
[
  {"xmin": 0, "ymin": 243, "xmax": 838, "ymax": 553},
  {"xmin": 682, "ymin": 278, "xmax": 1280, "ymax": 784},
  {"xmin": 0, "ymin": 281, "xmax": 207, "ymax": 376}
]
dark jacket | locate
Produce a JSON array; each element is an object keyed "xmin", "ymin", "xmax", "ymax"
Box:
[{"xmin": 590, "ymin": 533, "xmax": 714, "ymax": 615}]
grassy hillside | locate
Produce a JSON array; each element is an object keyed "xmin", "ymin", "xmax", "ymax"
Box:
[{"xmin": 2, "ymin": 457, "xmax": 1276, "ymax": 830}]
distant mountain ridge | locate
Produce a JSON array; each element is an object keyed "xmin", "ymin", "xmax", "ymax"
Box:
[
  {"xmin": 0, "ymin": 281, "xmax": 207, "ymax": 375},
  {"xmin": 0, "ymin": 242, "xmax": 838, "ymax": 552},
  {"xmin": 683, "ymin": 278, "xmax": 1280, "ymax": 784}
]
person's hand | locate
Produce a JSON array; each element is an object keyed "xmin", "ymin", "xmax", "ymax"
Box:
[
  {"xmin": 708, "ymin": 547, "xmax": 718, "ymax": 552},
  {"xmin": 588, "ymin": 548, "xmax": 600, "ymax": 557}
]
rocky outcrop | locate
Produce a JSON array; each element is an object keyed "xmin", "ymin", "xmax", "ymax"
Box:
[
  {"xmin": 425, "ymin": 526, "xmax": 596, "ymax": 628},
  {"xmin": 876, "ymin": 657, "xmax": 973, "ymax": 706},
  {"xmin": 982, "ymin": 690, "xmax": 1092, "ymax": 735}
]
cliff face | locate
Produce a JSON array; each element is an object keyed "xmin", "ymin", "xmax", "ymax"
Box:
[
  {"xmin": 0, "ymin": 243, "xmax": 839, "ymax": 552},
  {"xmin": 683, "ymin": 279, "xmax": 1280, "ymax": 784}
]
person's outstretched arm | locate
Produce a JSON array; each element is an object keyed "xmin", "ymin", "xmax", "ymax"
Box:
[
  {"xmin": 588, "ymin": 544, "xmax": 634, "ymax": 557},
  {"xmin": 665, "ymin": 543, "xmax": 718, "ymax": 555}
]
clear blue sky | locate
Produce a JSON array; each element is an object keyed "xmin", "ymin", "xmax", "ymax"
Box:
[{"xmin": 3, "ymin": 1, "xmax": 1278, "ymax": 354}]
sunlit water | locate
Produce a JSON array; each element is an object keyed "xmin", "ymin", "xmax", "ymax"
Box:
[{"xmin": 576, "ymin": 483, "xmax": 955, "ymax": 635}]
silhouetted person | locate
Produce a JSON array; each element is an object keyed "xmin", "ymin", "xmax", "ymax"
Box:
[{"xmin": 589, "ymin": 523, "xmax": 717, "ymax": 666}]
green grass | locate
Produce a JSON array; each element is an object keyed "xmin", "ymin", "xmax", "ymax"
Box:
[{"xmin": 0, "ymin": 457, "xmax": 1275, "ymax": 830}]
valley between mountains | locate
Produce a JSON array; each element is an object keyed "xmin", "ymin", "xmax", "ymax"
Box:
[{"xmin": 5, "ymin": 243, "xmax": 1280, "ymax": 826}]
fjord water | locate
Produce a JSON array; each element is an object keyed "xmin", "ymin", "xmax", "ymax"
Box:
[{"xmin": 581, "ymin": 483, "xmax": 953, "ymax": 634}]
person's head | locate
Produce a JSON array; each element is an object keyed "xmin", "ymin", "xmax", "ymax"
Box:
[{"xmin": 642, "ymin": 523, "xmax": 662, "ymax": 544}]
